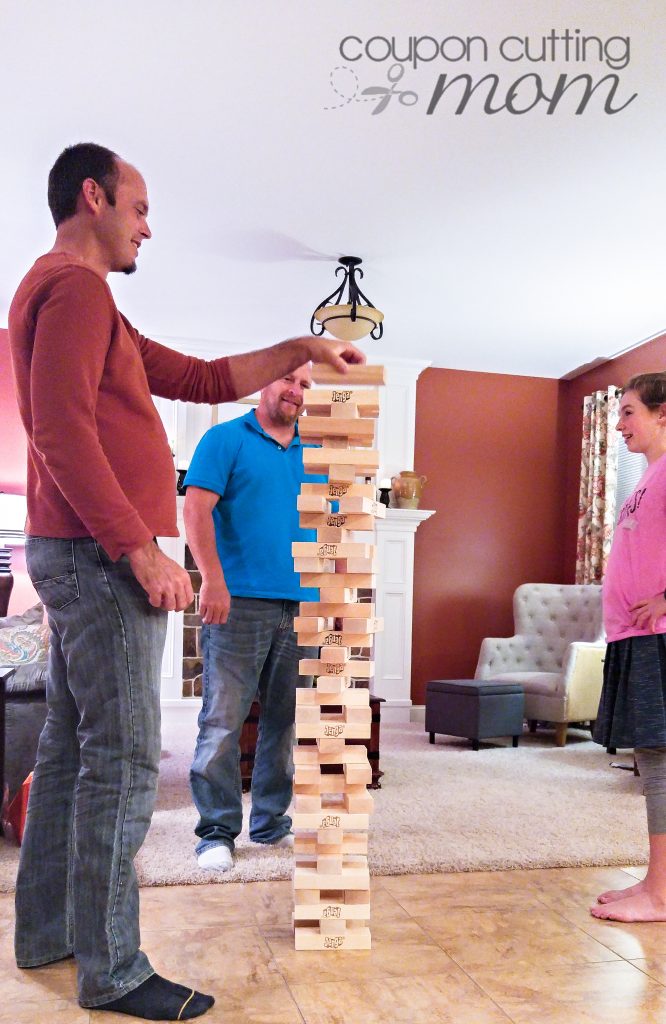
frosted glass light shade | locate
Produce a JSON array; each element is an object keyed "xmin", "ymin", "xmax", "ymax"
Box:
[{"xmin": 313, "ymin": 303, "xmax": 384, "ymax": 342}]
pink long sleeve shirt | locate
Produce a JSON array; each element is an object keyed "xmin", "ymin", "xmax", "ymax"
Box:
[
  {"xmin": 8, "ymin": 253, "xmax": 237, "ymax": 560},
  {"xmin": 603, "ymin": 452, "xmax": 666, "ymax": 641}
]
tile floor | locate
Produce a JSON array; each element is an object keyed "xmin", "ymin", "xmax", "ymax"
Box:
[{"xmin": 4, "ymin": 863, "xmax": 666, "ymax": 1023}]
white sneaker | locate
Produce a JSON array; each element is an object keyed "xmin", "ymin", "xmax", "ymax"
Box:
[
  {"xmin": 197, "ymin": 846, "xmax": 233, "ymax": 871},
  {"xmin": 270, "ymin": 833, "xmax": 294, "ymax": 849}
]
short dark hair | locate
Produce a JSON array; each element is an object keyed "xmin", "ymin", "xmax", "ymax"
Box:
[
  {"xmin": 47, "ymin": 143, "xmax": 120, "ymax": 227},
  {"xmin": 623, "ymin": 372, "xmax": 666, "ymax": 408}
]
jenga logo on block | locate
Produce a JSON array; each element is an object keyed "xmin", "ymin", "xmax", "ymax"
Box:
[
  {"xmin": 318, "ymin": 543, "xmax": 337, "ymax": 557},
  {"xmin": 327, "ymin": 515, "xmax": 346, "ymax": 528},
  {"xmin": 324, "ymin": 724, "xmax": 344, "ymax": 736},
  {"xmin": 324, "ymin": 936, "xmax": 345, "ymax": 949},
  {"xmin": 329, "ymin": 483, "xmax": 350, "ymax": 497},
  {"xmin": 331, "ymin": 390, "xmax": 353, "ymax": 403},
  {"xmin": 324, "ymin": 634, "xmax": 342, "ymax": 646},
  {"xmin": 323, "ymin": 906, "xmax": 342, "ymax": 918},
  {"xmin": 325, "ymin": 664, "xmax": 344, "ymax": 674},
  {"xmin": 320, "ymin": 815, "xmax": 341, "ymax": 828}
]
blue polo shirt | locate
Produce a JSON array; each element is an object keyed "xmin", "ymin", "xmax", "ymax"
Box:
[{"xmin": 183, "ymin": 410, "xmax": 322, "ymax": 600}]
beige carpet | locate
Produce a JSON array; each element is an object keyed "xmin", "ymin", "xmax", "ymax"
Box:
[{"xmin": 0, "ymin": 708, "xmax": 648, "ymax": 891}]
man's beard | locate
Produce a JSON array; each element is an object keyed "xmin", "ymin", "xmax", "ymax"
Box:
[{"xmin": 122, "ymin": 261, "xmax": 137, "ymax": 275}]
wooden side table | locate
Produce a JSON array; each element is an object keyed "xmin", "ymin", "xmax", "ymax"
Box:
[{"xmin": 240, "ymin": 695, "xmax": 384, "ymax": 791}]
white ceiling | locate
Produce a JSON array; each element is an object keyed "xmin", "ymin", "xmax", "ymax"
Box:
[{"xmin": 1, "ymin": 0, "xmax": 664, "ymax": 378}]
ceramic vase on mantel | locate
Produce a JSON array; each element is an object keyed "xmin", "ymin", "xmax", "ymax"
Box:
[{"xmin": 391, "ymin": 471, "xmax": 427, "ymax": 509}]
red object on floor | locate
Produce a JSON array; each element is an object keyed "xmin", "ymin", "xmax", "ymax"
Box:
[{"xmin": 2, "ymin": 771, "xmax": 32, "ymax": 844}]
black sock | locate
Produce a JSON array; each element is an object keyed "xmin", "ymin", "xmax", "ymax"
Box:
[{"xmin": 96, "ymin": 974, "xmax": 215, "ymax": 1020}]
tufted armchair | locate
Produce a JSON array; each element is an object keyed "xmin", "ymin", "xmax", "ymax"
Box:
[{"xmin": 474, "ymin": 583, "xmax": 605, "ymax": 746}]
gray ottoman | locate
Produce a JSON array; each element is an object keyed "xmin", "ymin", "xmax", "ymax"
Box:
[{"xmin": 425, "ymin": 680, "xmax": 524, "ymax": 750}]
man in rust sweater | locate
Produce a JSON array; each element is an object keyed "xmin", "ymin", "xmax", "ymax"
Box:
[{"xmin": 7, "ymin": 142, "xmax": 364, "ymax": 1021}]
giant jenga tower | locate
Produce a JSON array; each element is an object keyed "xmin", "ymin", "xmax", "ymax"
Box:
[{"xmin": 290, "ymin": 362, "xmax": 385, "ymax": 951}]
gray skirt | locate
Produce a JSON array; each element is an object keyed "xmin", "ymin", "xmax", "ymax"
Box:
[{"xmin": 593, "ymin": 634, "xmax": 666, "ymax": 749}]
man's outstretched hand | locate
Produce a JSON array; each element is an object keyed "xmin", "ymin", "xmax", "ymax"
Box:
[{"xmin": 305, "ymin": 337, "xmax": 366, "ymax": 372}]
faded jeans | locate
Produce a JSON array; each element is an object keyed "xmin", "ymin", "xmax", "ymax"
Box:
[
  {"xmin": 15, "ymin": 537, "xmax": 167, "ymax": 1008},
  {"xmin": 191, "ymin": 597, "xmax": 313, "ymax": 852}
]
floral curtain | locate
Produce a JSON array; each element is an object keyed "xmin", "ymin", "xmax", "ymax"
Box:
[{"xmin": 575, "ymin": 386, "xmax": 620, "ymax": 584}]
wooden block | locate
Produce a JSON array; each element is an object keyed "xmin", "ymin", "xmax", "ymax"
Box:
[
  {"xmin": 294, "ymin": 889, "xmax": 322, "ymax": 905},
  {"xmin": 297, "ymin": 494, "xmax": 328, "ymax": 512},
  {"xmin": 317, "ymin": 852, "xmax": 343, "ymax": 874},
  {"xmin": 293, "ymin": 557, "xmax": 335, "ymax": 573},
  {"xmin": 315, "ymin": 676, "xmax": 350, "ymax": 694},
  {"xmin": 294, "ymin": 861, "xmax": 370, "ymax": 891},
  {"xmin": 293, "ymin": 896, "xmax": 370, "ymax": 921},
  {"xmin": 295, "ymin": 705, "xmax": 323, "ymax": 724},
  {"xmin": 293, "ymin": 925, "xmax": 372, "ymax": 950},
  {"xmin": 295, "ymin": 719, "xmax": 372, "ymax": 740},
  {"xmin": 295, "ymin": 689, "xmax": 318, "ymax": 705},
  {"xmin": 303, "ymin": 388, "xmax": 380, "ymax": 417},
  {"xmin": 300, "ymin": 573, "xmax": 375, "ymax": 589},
  {"xmin": 317, "ymin": 736, "xmax": 347, "ymax": 753},
  {"xmin": 294, "ymin": 783, "xmax": 323, "ymax": 797},
  {"xmin": 337, "ymin": 496, "xmax": 384, "ymax": 516},
  {"xmin": 344, "ymin": 791, "xmax": 374, "ymax": 813},
  {"xmin": 291, "ymin": 811, "xmax": 370, "ymax": 831},
  {"xmin": 301, "ymin": 601, "xmax": 375, "ymax": 618},
  {"xmin": 344, "ymin": 706, "xmax": 372, "ymax": 724},
  {"xmin": 319, "ymin": 917, "xmax": 346, "ymax": 935},
  {"xmin": 330, "ymin": 401, "xmax": 358, "ymax": 418},
  {"xmin": 293, "ymin": 616, "xmax": 327, "ymax": 632},
  {"xmin": 315, "ymin": 646, "xmax": 349, "ymax": 663},
  {"xmin": 326, "ymin": 465, "xmax": 358, "ymax": 485},
  {"xmin": 342, "ymin": 616, "xmax": 383, "ymax": 633},
  {"xmin": 293, "ymin": 746, "xmax": 369, "ymax": 766},
  {"xmin": 322, "ymin": 437, "xmax": 354, "ymax": 449},
  {"xmin": 299, "ymin": 658, "xmax": 373, "ymax": 678},
  {"xmin": 315, "ymin": 527, "xmax": 350, "ymax": 543},
  {"xmin": 298, "ymin": 417, "xmax": 375, "ymax": 443},
  {"xmin": 311, "ymin": 363, "xmax": 386, "ymax": 386},
  {"xmin": 335, "ymin": 688, "xmax": 371, "ymax": 706},
  {"xmin": 317, "ymin": 827, "xmax": 344, "ymax": 845},
  {"xmin": 297, "ymin": 631, "xmax": 372, "ymax": 649},
  {"xmin": 300, "ymin": 513, "xmax": 377, "ymax": 532},
  {"xmin": 301, "ymin": 482, "xmax": 375, "ymax": 499},
  {"xmin": 294, "ymin": 794, "xmax": 322, "ymax": 813},
  {"xmin": 292, "ymin": 542, "xmax": 373, "ymax": 559},
  {"xmin": 294, "ymin": 764, "xmax": 322, "ymax": 785},
  {"xmin": 344, "ymin": 762, "xmax": 373, "ymax": 786},
  {"xmin": 303, "ymin": 449, "xmax": 380, "ymax": 472}
]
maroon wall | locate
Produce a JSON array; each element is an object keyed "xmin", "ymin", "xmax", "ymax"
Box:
[{"xmin": 410, "ymin": 367, "xmax": 565, "ymax": 705}]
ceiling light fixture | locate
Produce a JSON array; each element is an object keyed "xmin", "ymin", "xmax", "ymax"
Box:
[{"xmin": 310, "ymin": 256, "xmax": 384, "ymax": 342}]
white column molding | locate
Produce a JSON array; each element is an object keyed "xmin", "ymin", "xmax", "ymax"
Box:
[{"xmin": 373, "ymin": 508, "xmax": 435, "ymax": 722}]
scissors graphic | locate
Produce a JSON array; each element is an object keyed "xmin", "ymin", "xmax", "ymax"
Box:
[{"xmin": 361, "ymin": 63, "xmax": 419, "ymax": 114}]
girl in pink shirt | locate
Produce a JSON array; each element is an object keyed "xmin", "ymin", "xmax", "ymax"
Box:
[{"xmin": 592, "ymin": 372, "xmax": 666, "ymax": 923}]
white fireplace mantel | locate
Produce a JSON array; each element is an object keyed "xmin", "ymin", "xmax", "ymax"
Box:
[{"xmin": 373, "ymin": 508, "xmax": 435, "ymax": 722}]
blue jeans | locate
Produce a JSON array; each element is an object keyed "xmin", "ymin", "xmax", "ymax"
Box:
[
  {"xmin": 15, "ymin": 537, "xmax": 167, "ymax": 1008},
  {"xmin": 190, "ymin": 597, "xmax": 312, "ymax": 852}
]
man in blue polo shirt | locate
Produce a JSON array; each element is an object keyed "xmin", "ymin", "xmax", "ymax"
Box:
[{"xmin": 183, "ymin": 364, "xmax": 319, "ymax": 870}]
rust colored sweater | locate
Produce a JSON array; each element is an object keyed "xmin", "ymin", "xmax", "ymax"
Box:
[{"xmin": 8, "ymin": 253, "xmax": 237, "ymax": 560}]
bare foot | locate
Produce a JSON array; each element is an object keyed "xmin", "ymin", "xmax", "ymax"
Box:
[
  {"xmin": 590, "ymin": 890, "xmax": 666, "ymax": 922},
  {"xmin": 597, "ymin": 879, "xmax": 646, "ymax": 904}
]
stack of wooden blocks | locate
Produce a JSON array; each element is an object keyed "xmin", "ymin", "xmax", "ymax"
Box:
[{"xmin": 291, "ymin": 362, "xmax": 385, "ymax": 951}]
